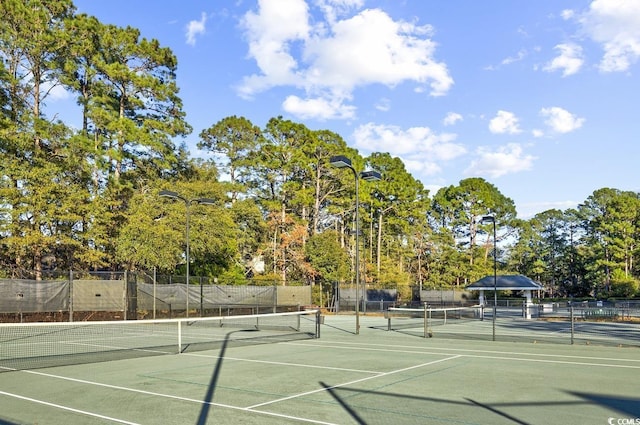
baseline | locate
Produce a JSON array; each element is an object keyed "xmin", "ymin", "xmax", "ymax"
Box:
[{"xmin": 0, "ymin": 390, "xmax": 140, "ymax": 425}]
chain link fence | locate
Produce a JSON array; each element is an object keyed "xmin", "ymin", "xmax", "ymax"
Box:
[{"xmin": 0, "ymin": 272, "xmax": 311, "ymax": 322}]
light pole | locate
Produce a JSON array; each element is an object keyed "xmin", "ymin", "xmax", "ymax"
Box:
[
  {"xmin": 480, "ymin": 215, "xmax": 497, "ymax": 341},
  {"xmin": 159, "ymin": 190, "xmax": 216, "ymax": 318},
  {"xmin": 330, "ymin": 155, "xmax": 381, "ymax": 335}
]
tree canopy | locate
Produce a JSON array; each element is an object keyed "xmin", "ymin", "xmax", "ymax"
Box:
[{"xmin": 0, "ymin": 1, "xmax": 638, "ymax": 302}]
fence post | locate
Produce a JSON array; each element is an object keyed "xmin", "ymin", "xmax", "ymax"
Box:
[
  {"xmin": 423, "ymin": 302, "xmax": 427, "ymax": 338},
  {"xmin": 124, "ymin": 270, "xmax": 128, "ymax": 320},
  {"xmin": 153, "ymin": 267, "xmax": 157, "ymax": 319},
  {"xmin": 69, "ymin": 270, "xmax": 74, "ymax": 322},
  {"xmin": 274, "ymin": 284, "xmax": 277, "ymax": 314},
  {"xmin": 570, "ymin": 306, "xmax": 574, "ymax": 345}
]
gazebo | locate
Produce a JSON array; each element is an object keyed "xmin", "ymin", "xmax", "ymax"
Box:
[{"xmin": 466, "ymin": 275, "xmax": 543, "ymax": 319}]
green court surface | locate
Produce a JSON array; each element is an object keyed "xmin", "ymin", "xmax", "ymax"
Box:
[{"xmin": 1, "ymin": 314, "xmax": 639, "ymax": 425}]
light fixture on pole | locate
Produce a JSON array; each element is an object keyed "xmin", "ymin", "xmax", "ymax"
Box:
[
  {"xmin": 480, "ymin": 215, "xmax": 497, "ymax": 341},
  {"xmin": 330, "ymin": 155, "xmax": 381, "ymax": 335},
  {"xmin": 159, "ymin": 190, "xmax": 216, "ymax": 318}
]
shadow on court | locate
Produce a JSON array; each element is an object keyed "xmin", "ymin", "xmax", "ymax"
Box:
[
  {"xmin": 567, "ymin": 392, "xmax": 640, "ymax": 417},
  {"xmin": 195, "ymin": 329, "xmax": 260, "ymax": 425},
  {"xmin": 317, "ymin": 382, "xmax": 640, "ymax": 425},
  {"xmin": 319, "ymin": 319, "xmax": 359, "ymax": 335},
  {"xmin": 193, "ymin": 327, "xmax": 316, "ymax": 424}
]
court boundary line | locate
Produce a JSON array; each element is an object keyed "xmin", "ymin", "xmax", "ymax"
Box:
[
  {"xmin": 2, "ymin": 368, "xmax": 340, "ymax": 425},
  {"xmin": 0, "ymin": 390, "xmax": 141, "ymax": 425},
  {"xmin": 184, "ymin": 352, "xmax": 384, "ymax": 375},
  {"xmin": 3, "ymin": 338, "xmax": 638, "ymax": 424},
  {"xmin": 1, "ymin": 355, "xmax": 462, "ymax": 424},
  {"xmin": 283, "ymin": 341, "xmax": 640, "ymax": 370},
  {"xmin": 245, "ymin": 355, "xmax": 462, "ymax": 409},
  {"xmin": 288, "ymin": 340, "xmax": 640, "ymax": 364}
]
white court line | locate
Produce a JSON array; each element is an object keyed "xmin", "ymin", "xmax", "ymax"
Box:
[
  {"xmin": 247, "ymin": 355, "xmax": 462, "ymax": 409},
  {"xmin": 4, "ymin": 337, "xmax": 635, "ymax": 423},
  {"xmin": 287, "ymin": 339, "xmax": 640, "ymax": 364},
  {"xmin": 6, "ymin": 369, "xmax": 339, "ymax": 425},
  {"xmin": 184, "ymin": 352, "xmax": 384, "ymax": 375},
  {"xmin": 452, "ymin": 353, "xmax": 640, "ymax": 369},
  {"xmin": 286, "ymin": 341, "xmax": 640, "ymax": 369},
  {"xmin": 0, "ymin": 390, "xmax": 140, "ymax": 425},
  {"xmin": 3, "ymin": 355, "xmax": 462, "ymax": 424}
]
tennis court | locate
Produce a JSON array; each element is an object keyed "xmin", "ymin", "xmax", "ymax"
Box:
[{"xmin": 1, "ymin": 311, "xmax": 639, "ymax": 424}]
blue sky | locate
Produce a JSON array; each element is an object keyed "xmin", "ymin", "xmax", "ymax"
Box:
[{"xmin": 68, "ymin": 0, "xmax": 640, "ymax": 218}]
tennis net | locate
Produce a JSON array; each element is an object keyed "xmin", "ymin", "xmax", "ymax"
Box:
[
  {"xmin": 385, "ymin": 305, "xmax": 483, "ymax": 338},
  {"xmin": 0, "ymin": 310, "xmax": 320, "ymax": 371}
]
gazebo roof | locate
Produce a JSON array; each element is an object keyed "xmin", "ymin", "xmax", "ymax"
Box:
[{"xmin": 466, "ymin": 275, "xmax": 543, "ymax": 291}]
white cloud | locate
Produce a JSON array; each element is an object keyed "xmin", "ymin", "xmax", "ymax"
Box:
[
  {"xmin": 282, "ymin": 95, "xmax": 356, "ymax": 120},
  {"xmin": 42, "ymin": 80, "xmax": 70, "ymax": 101},
  {"xmin": 579, "ymin": 0, "xmax": 640, "ymax": 72},
  {"xmin": 518, "ymin": 200, "xmax": 580, "ymax": 219},
  {"xmin": 464, "ymin": 143, "xmax": 536, "ymax": 178},
  {"xmin": 561, "ymin": 9, "xmax": 575, "ymax": 20},
  {"xmin": 543, "ymin": 43, "xmax": 584, "ymax": 76},
  {"xmin": 305, "ymin": 9, "xmax": 453, "ymax": 95},
  {"xmin": 238, "ymin": 0, "xmax": 453, "ymax": 119},
  {"xmin": 443, "ymin": 112, "xmax": 463, "ymax": 126},
  {"xmin": 501, "ymin": 49, "xmax": 527, "ymax": 66},
  {"xmin": 402, "ymin": 158, "xmax": 443, "ymax": 176},
  {"xmin": 540, "ymin": 107, "xmax": 585, "ymax": 133},
  {"xmin": 423, "ymin": 184, "xmax": 443, "ymax": 197},
  {"xmin": 489, "ymin": 110, "xmax": 521, "ymax": 134},
  {"xmin": 352, "ymin": 122, "xmax": 465, "ymax": 176},
  {"xmin": 315, "ymin": 0, "xmax": 364, "ymax": 24},
  {"xmin": 237, "ymin": 0, "xmax": 310, "ymax": 98},
  {"xmin": 185, "ymin": 12, "xmax": 207, "ymax": 46},
  {"xmin": 484, "ymin": 49, "xmax": 527, "ymax": 71}
]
